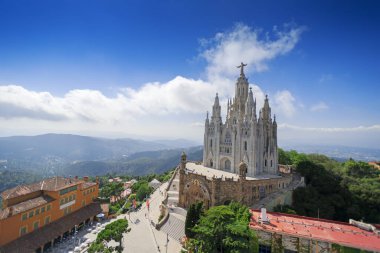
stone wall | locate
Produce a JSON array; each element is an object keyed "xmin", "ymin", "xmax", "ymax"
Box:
[
  {"xmin": 256, "ymin": 230, "xmax": 334, "ymax": 253},
  {"xmin": 178, "ymin": 164, "xmax": 293, "ymax": 209}
]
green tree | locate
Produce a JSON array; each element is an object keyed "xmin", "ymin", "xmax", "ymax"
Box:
[
  {"xmin": 136, "ymin": 183, "xmax": 152, "ymax": 201},
  {"xmin": 278, "ymin": 148, "xmax": 291, "ymax": 165},
  {"xmin": 131, "ymin": 180, "xmax": 148, "ymax": 193},
  {"xmin": 185, "ymin": 202, "xmax": 203, "ymax": 238},
  {"xmin": 88, "ymin": 219, "xmax": 130, "ymax": 253},
  {"xmin": 189, "ymin": 202, "xmax": 257, "ymax": 253},
  {"xmin": 100, "ymin": 182, "xmax": 124, "ymax": 200}
]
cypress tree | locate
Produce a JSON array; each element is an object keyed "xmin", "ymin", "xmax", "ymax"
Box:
[{"xmin": 185, "ymin": 204, "xmax": 195, "ymax": 237}]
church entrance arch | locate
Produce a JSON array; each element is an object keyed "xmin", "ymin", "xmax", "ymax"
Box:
[
  {"xmin": 220, "ymin": 157, "xmax": 232, "ymax": 171},
  {"xmin": 225, "ymin": 159, "xmax": 231, "ymax": 171},
  {"xmin": 183, "ymin": 179, "xmax": 211, "ymax": 209}
]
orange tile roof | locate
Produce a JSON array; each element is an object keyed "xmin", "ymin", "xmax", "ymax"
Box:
[
  {"xmin": 0, "ymin": 195, "xmax": 54, "ymax": 220},
  {"xmin": 1, "ymin": 177, "xmax": 82, "ymax": 200},
  {"xmin": 82, "ymin": 181, "xmax": 97, "ymax": 189},
  {"xmin": 249, "ymin": 209, "xmax": 380, "ymax": 252}
]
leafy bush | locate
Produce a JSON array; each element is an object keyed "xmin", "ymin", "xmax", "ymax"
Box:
[
  {"xmin": 88, "ymin": 219, "xmax": 130, "ymax": 253},
  {"xmin": 188, "ymin": 202, "xmax": 258, "ymax": 253},
  {"xmin": 279, "ymin": 149, "xmax": 380, "ymax": 223}
]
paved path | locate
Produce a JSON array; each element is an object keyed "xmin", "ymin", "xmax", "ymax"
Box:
[{"xmin": 123, "ymin": 183, "xmax": 183, "ymax": 253}]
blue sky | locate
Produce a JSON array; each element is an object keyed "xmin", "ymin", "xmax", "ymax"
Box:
[{"xmin": 0, "ymin": 0, "xmax": 379, "ymax": 148}]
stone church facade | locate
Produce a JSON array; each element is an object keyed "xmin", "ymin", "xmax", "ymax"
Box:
[
  {"xmin": 176, "ymin": 64, "xmax": 298, "ymax": 210},
  {"xmin": 178, "ymin": 155, "xmax": 293, "ymax": 209},
  {"xmin": 203, "ymin": 63, "xmax": 278, "ymax": 177}
]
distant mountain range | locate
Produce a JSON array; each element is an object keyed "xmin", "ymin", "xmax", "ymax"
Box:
[
  {"xmin": 0, "ymin": 133, "xmax": 199, "ymax": 173},
  {"xmin": 0, "ymin": 134, "xmax": 202, "ymax": 193},
  {"xmin": 0, "ymin": 133, "xmax": 198, "ymax": 161},
  {"xmin": 1, "ymin": 133, "xmax": 379, "ymax": 194}
]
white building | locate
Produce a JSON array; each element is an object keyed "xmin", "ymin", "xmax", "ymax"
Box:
[{"xmin": 202, "ymin": 63, "xmax": 278, "ymax": 177}]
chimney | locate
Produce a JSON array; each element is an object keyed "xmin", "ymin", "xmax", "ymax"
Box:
[
  {"xmin": 83, "ymin": 176, "xmax": 89, "ymax": 182},
  {"xmin": 96, "ymin": 176, "xmax": 99, "ymax": 184},
  {"xmin": 260, "ymin": 208, "xmax": 269, "ymax": 223},
  {"xmin": 8, "ymin": 207, "xmax": 14, "ymax": 217}
]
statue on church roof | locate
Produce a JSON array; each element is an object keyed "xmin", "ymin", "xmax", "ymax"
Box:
[{"xmin": 237, "ymin": 62, "xmax": 247, "ymax": 76}]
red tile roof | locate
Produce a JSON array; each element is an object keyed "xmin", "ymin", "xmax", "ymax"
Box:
[
  {"xmin": 1, "ymin": 177, "xmax": 82, "ymax": 200},
  {"xmin": 249, "ymin": 209, "xmax": 380, "ymax": 252}
]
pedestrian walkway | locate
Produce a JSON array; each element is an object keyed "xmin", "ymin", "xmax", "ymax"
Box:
[{"xmin": 123, "ymin": 182, "xmax": 182, "ymax": 253}]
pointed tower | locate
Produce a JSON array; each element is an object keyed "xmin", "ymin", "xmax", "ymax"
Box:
[
  {"xmin": 262, "ymin": 95, "xmax": 272, "ymax": 121},
  {"xmin": 245, "ymin": 87, "xmax": 254, "ymax": 119},
  {"xmin": 234, "ymin": 63, "xmax": 249, "ymax": 117},
  {"xmin": 212, "ymin": 93, "xmax": 222, "ymax": 122}
]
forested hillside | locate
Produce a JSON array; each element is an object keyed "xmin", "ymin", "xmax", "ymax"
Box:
[
  {"xmin": 0, "ymin": 146, "xmax": 202, "ymax": 193},
  {"xmin": 277, "ymin": 149, "xmax": 380, "ymax": 223}
]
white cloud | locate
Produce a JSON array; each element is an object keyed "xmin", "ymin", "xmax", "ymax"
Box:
[
  {"xmin": 0, "ymin": 23, "xmax": 306, "ymax": 141},
  {"xmin": 273, "ymin": 90, "xmax": 296, "ymax": 117},
  {"xmin": 201, "ymin": 23, "xmax": 306, "ymax": 80},
  {"xmin": 310, "ymin": 101, "xmax": 329, "ymax": 112},
  {"xmin": 277, "ymin": 124, "xmax": 380, "ymax": 148},
  {"xmin": 278, "ymin": 124, "xmax": 380, "ymax": 132}
]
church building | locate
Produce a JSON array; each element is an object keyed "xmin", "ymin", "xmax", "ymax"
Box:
[
  {"xmin": 203, "ymin": 63, "xmax": 278, "ymax": 176},
  {"xmin": 171, "ymin": 64, "xmax": 301, "ymax": 210}
]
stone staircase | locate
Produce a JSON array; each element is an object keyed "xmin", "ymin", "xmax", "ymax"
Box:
[
  {"xmin": 160, "ymin": 212, "xmax": 186, "ymax": 242},
  {"xmin": 167, "ymin": 171, "xmax": 180, "ymax": 206}
]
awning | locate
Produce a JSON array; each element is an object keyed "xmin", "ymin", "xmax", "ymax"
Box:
[{"xmin": 96, "ymin": 213, "xmax": 105, "ymax": 218}]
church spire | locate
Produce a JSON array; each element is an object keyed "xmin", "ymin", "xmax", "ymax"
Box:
[
  {"xmin": 262, "ymin": 94, "xmax": 271, "ymax": 121},
  {"xmin": 212, "ymin": 93, "xmax": 221, "ymax": 120},
  {"xmin": 245, "ymin": 87, "xmax": 254, "ymax": 119}
]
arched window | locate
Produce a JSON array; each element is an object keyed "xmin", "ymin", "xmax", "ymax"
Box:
[
  {"xmin": 270, "ymin": 160, "xmax": 273, "ymax": 167},
  {"xmin": 265, "ymin": 159, "xmax": 267, "ymax": 166},
  {"xmin": 210, "ymin": 160, "xmax": 213, "ymax": 167},
  {"xmin": 210, "ymin": 139, "xmax": 213, "ymax": 148},
  {"xmin": 244, "ymin": 141, "xmax": 247, "ymax": 151}
]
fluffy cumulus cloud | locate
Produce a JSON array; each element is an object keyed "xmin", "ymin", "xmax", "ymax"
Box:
[
  {"xmin": 273, "ymin": 90, "xmax": 296, "ymax": 117},
  {"xmin": 0, "ymin": 23, "xmax": 309, "ymax": 140},
  {"xmin": 201, "ymin": 23, "xmax": 306, "ymax": 80}
]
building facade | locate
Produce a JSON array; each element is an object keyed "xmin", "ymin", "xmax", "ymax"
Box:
[
  {"xmin": 178, "ymin": 153, "xmax": 296, "ymax": 209},
  {"xmin": 203, "ymin": 63, "xmax": 278, "ymax": 177},
  {"xmin": 0, "ymin": 176, "xmax": 100, "ymax": 253}
]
